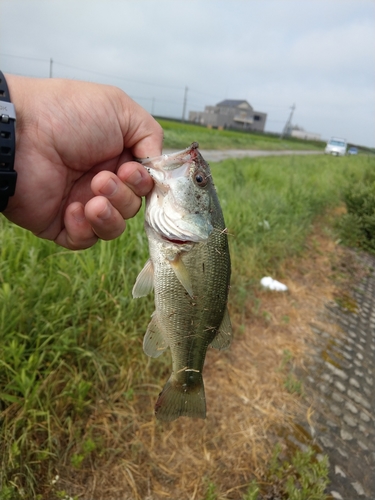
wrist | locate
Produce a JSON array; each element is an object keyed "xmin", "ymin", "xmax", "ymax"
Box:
[{"xmin": 0, "ymin": 72, "xmax": 17, "ymax": 212}]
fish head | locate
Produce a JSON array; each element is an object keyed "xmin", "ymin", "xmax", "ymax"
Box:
[{"xmin": 140, "ymin": 143, "xmax": 214, "ymax": 243}]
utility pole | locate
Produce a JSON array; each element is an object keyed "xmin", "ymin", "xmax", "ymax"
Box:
[
  {"xmin": 49, "ymin": 58, "xmax": 53, "ymax": 78},
  {"xmin": 181, "ymin": 86, "xmax": 188, "ymax": 122},
  {"xmin": 280, "ymin": 103, "xmax": 295, "ymax": 139}
]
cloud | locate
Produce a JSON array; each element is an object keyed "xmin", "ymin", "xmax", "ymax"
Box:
[{"xmin": 1, "ymin": 0, "xmax": 374, "ymax": 146}]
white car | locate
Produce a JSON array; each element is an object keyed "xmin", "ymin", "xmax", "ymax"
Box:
[{"xmin": 324, "ymin": 138, "xmax": 347, "ymax": 156}]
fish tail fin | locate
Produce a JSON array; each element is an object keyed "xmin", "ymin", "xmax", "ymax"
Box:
[{"xmin": 154, "ymin": 374, "xmax": 206, "ymax": 422}]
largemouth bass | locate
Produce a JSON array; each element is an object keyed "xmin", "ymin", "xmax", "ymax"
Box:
[{"xmin": 133, "ymin": 142, "xmax": 232, "ymax": 422}]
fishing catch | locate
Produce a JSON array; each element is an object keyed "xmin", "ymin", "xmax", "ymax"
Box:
[{"xmin": 132, "ymin": 142, "xmax": 232, "ymax": 422}]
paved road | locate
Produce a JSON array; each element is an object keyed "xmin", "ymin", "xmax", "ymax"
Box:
[
  {"xmin": 298, "ymin": 252, "xmax": 375, "ymax": 499},
  {"xmin": 163, "ymin": 149, "xmax": 322, "ymax": 162}
]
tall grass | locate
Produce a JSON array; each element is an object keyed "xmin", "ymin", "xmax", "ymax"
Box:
[
  {"xmin": 0, "ymin": 153, "xmax": 374, "ymax": 497},
  {"xmin": 0, "ymin": 217, "xmax": 156, "ymax": 497},
  {"xmin": 213, "ymin": 154, "xmax": 375, "ymax": 303}
]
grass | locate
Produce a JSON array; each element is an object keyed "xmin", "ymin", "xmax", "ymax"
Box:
[
  {"xmin": 336, "ymin": 166, "xmax": 375, "ymax": 253},
  {"xmin": 203, "ymin": 441, "xmax": 330, "ymax": 500},
  {"xmin": 0, "ymin": 220, "xmax": 154, "ymax": 498},
  {"xmin": 213, "ymin": 154, "xmax": 375, "ymax": 312},
  {"xmin": 257, "ymin": 444, "xmax": 330, "ymax": 500},
  {"xmin": 158, "ymin": 118, "xmax": 325, "ymax": 151},
  {"xmin": 0, "ymin": 151, "xmax": 374, "ymax": 498}
]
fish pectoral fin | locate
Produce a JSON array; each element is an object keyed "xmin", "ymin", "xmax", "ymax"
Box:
[
  {"xmin": 169, "ymin": 255, "xmax": 194, "ymax": 298},
  {"xmin": 209, "ymin": 307, "xmax": 233, "ymax": 350},
  {"xmin": 143, "ymin": 313, "xmax": 168, "ymax": 358},
  {"xmin": 132, "ymin": 259, "xmax": 154, "ymax": 298}
]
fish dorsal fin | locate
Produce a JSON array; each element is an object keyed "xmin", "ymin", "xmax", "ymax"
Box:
[
  {"xmin": 132, "ymin": 259, "xmax": 154, "ymax": 298},
  {"xmin": 210, "ymin": 307, "xmax": 233, "ymax": 350},
  {"xmin": 169, "ymin": 254, "xmax": 194, "ymax": 298},
  {"xmin": 143, "ymin": 313, "xmax": 168, "ymax": 358}
]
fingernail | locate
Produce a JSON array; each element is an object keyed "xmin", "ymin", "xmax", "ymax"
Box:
[
  {"xmin": 99, "ymin": 178, "xmax": 117, "ymax": 197},
  {"xmin": 127, "ymin": 169, "xmax": 143, "ymax": 186},
  {"xmin": 72, "ymin": 205, "xmax": 86, "ymax": 222},
  {"xmin": 97, "ymin": 202, "xmax": 111, "ymax": 221}
]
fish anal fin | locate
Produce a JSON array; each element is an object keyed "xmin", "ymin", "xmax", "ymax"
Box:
[
  {"xmin": 143, "ymin": 313, "xmax": 168, "ymax": 358},
  {"xmin": 169, "ymin": 255, "xmax": 194, "ymax": 297},
  {"xmin": 209, "ymin": 307, "xmax": 233, "ymax": 350},
  {"xmin": 132, "ymin": 259, "xmax": 154, "ymax": 298},
  {"xmin": 155, "ymin": 374, "xmax": 206, "ymax": 422}
]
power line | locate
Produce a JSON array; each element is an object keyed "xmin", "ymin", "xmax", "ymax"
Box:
[
  {"xmin": 1, "ymin": 52, "xmax": 185, "ymax": 90},
  {"xmin": 0, "ymin": 52, "xmax": 49, "ymax": 63},
  {"xmin": 54, "ymin": 60, "xmax": 184, "ymax": 90},
  {"xmin": 189, "ymin": 88, "xmax": 223, "ymax": 100},
  {"xmin": 2, "ymin": 52, "xmax": 293, "ymax": 121}
]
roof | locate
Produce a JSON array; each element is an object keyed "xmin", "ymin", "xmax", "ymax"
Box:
[{"xmin": 216, "ymin": 99, "xmax": 250, "ymax": 108}]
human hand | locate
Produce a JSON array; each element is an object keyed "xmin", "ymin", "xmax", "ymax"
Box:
[{"xmin": 3, "ymin": 74, "xmax": 163, "ymax": 249}]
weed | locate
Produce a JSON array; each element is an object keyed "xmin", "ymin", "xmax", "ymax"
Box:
[
  {"xmin": 0, "ymin": 218, "xmax": 153, "ymax": 495},
  {"xmin": 123, "ymin": 387, "xmax": 135, "ymax": 400},
  {"xmin": 279, "ymin": 349, "xmax": 293, "ymax": 371},
  {"xmin": 245, "ymin": 445, "xmax": 330, "ymax": 499},
  {"xmin": 70, "ymin": 453, "xmax": 84, "ymax": 469},
  {"xmin": 277, "ymin": 350, "xmax": 304, "ymax": 395},
  {"xmin": 337, "ymin": 179, "xmax": 375, "ymax": 252},
  {"xmin": 242, "ymin": 481, "xmax": 260, "ymax": 500},
  {"xmin": 262, "ymin": 310, "xmax": 272, "ymax": 323},
  {"xmin": 55, "ymin": 492, "xmax": 78, "ymax": 500},
  {"xmin": 284, "ymin": 374, "xmax": 304, "ymax": 395},
  {"xmin": 204, "ymin": 481, "xmax": 218, "ymax": 500},
  {"xmin": 271, "ymin": 445, "xmax": 330, "ymax": 499},
  {"xmin": 70, "ymin": 435, "xmax": 98, "ymax": 470}
]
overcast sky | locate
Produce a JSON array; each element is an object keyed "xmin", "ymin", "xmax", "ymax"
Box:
[{"xmin": 1, "ymin": 0, "xmax": 374, "ymax": 147}]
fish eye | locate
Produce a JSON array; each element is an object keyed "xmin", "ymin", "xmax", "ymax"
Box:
[{"xmin": 194, "ymin": 170, "xmax": 208, "ymax": 187}]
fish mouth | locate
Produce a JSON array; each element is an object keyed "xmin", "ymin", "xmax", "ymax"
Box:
[
  {"xmin": 145, "ymin": 221, "xmax": 197, "ymax": 246},
  {"xmin": 138, "ymin": 142, "xmax": 199, "ymax": 170},
  {"xmin": 162, "ymin": 236, "xmax": 192, "ymax": 245},
  {"xmin": 137, "ymin": 143, "xmax": 201, "ymax": 185}
]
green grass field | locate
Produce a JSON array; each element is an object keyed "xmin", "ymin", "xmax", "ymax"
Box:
[
  {"xmin": 158, "ymin": 118, "xmax": 326, "ymax": 151},
  {"xmin": 1, "ymin": 146, "xmax": 374, "ymax": 497}
]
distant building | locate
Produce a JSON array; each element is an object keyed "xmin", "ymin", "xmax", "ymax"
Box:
[
  {"xmin": 189, "ymin": 99, "xmax": 267, "ymax": 132},
  {"xmin": 288, "ymin": 125, "xmax": 321, "ymax": 141}
]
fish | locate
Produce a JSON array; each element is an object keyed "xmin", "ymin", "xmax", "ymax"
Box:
[{"xmin": 132, "ymin": 142, "xmax": 232, "ymax": 422}]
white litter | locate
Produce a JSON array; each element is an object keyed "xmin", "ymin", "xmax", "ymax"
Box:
[
  {"xmin": 258, "ymin": 220, "xmax": 270, "ymax": 230},
  {"xmin": 260, "ymin": 276, "xmax": 288, "ymax": 292}
]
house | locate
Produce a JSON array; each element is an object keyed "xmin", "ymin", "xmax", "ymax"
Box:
[{"xmin": 189, "ymin": 99, "xmax": 267, "ymax": 132}]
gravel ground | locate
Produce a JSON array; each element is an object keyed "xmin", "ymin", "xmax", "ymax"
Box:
[{"xmin": 298, "ymin": 252, "xmax": 375, "ymax": 499}]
